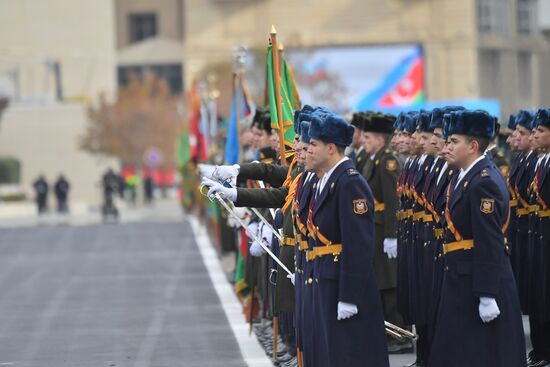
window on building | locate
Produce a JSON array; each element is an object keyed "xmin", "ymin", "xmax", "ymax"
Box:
[
  {"xmin": 517, "ymin": 0, "xmax": 537, "ymax": 34},
  {"xmin": 477, "ymin": 0, "xmax": 512, "ymax": 34},
  {"xmin": 479, "ymin": 50, "xmax": 501, "ymax": 98},
  {"xmin": 118, "ymin": 64, "xmax": 183, "ymax": 94},
  {"xmin": 518, "ymin": 52, "xmax": 533, "ymax": 101},
  {"xmin": 129, "ymin": 13, "xmax": 157, "ymax": 44}
]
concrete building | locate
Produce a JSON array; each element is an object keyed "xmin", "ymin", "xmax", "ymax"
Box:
[
  {"xmin": 0, "ymin": 0, "xmax": 187, "ymax": 208},
  {"xmin": 183, "ymin": 0, "xmax": 550, "ymax": 117},
  {"xmin": 2, "ymin": 0, "xmax": 545, "ymax": 117},
  {"xmin": 0, "ymin": 0, "xmax": 117, "ymax": 208},
  {"xmin": 0, "ymin": 105, "xmax": 118, "ymax": 208},
  {"xmin": 0, "ymin": 0, "xmax": 117, "ymax": 103},
  {"xmin": 1, "ymin": 0, "xmax": 550, "ymax": 207},
  {"xmin": 115, "ymin": 0, "xmax": 184, "ymax": 94}
]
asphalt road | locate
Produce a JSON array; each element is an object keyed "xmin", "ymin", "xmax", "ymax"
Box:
[{"xmin": 0, "ymin": 209, "xmax": 248, "ymax": 367}]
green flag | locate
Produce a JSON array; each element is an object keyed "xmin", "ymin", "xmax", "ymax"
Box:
[
  {"xmin": 267, "ymin": 44, "xmax": 296, "ymax": 146},
  {"xmin": 234, "ymin": 249, "xmax": 249, "ymax": 298},
  {"xmin": 282, "ymin": 58, "xmax": 301, "ymax": 111},
  {"xmin": 177, "ymin": 130, "xmax": 190, "ymax": 167}
]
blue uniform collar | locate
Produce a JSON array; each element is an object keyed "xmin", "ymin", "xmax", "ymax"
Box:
[
  {"xmin": 313, "ymin": 159, "xmax": 355, "ymax": 216},
  {"xmin": 449, "ymin": 156, "xmax": 492, "ymax": 211}
]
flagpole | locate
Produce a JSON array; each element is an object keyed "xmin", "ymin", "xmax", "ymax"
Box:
[
  {"xmin": 264, "ymin": 49, "xmax": 269, "ymax": 106},
  {"xmin": 234, "ymin": 46, "xmax": 247, "ymax": 164},
  {"xmin": 235, "ymin": 73, "xmax": 242, "ymax": 164},
  {"xmin": 270, "ymin": 25, "xmax": 287, "ymax": 166},
  {"xmin": 278, "ymin": 42, "xmax": 284, "ymax": 77}
]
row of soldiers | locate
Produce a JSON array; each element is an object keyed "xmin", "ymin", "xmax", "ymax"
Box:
[{"xmin": 200, "ymin": 104, "xmax": 550, "ymax": 366}]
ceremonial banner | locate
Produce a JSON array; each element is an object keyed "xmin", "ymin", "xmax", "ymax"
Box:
[
  {"xmin": 225, "ymin": 73, "xmax": 253, "ymax": 165},
  {"xmin": 188, "ymin": 81, "xmax": 208, "ymax": 162},
  {"xmin": 267, "ymin": 44, "xmax": 296, "ymax": 146},
  {"xmin": 281, "ymin": 58, "xmax": 301, "ymax": 111},
  {"xmin": 288, "ymin": 44, "xmax": 424, "ymax": 113}
]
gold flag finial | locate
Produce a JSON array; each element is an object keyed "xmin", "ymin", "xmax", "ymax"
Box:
[
  {"xmin": 271, "ymin": 25, "xmax": 277, "ymax": 35},
  {"xmin": 278, "ymin": 42, "xmax": 284, "ymax": 51}
]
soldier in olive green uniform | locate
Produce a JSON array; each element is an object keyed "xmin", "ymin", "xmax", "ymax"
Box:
[
  {"xmin": 243, "ymin": 146, "xmax": 279, "ymax": 321},
  {"xmin": 202, "ymin": 110, "xmax": 309, "ymax": 364},
  {"xmin": 360, "ymin": 113, "xmax": 411, "ymax": 353},
  {"xmin": 349, "ymin": 112, "xmax": 369, "ymax": 173},
  {"xmin": 486, "ymin": 122, "xmax": 510, "ymax": 177}
]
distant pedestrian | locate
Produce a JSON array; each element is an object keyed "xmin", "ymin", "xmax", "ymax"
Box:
[
  {"xmin": 125, "ymin": 174, "xmax": 138, "ymax": 206},
  {"xmin": 33, "ymin": 175, "xmax": 49, "ymax": 214},
  {"xmin": 102, "ymin": 168, "xmax": 120, "ymax": 221},
  {"xmin": 54, "ymin": 174, "xmax": 70, "ymax": 213},
  {"xmin": 144, "ymin": 176, "xmax": 154, "ymax": 205}
]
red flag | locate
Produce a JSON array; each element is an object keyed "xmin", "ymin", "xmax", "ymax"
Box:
[{"xmin": 188, "ymin": 81, "xmax": 207, "ymax": 162}]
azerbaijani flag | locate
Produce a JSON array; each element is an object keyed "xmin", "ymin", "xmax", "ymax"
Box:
[
  {"xmin": 356, "ymin": 49, "xmax": 424, "ymax": 110},
  {"xmin": 267, "ymin": 44, "xmax": 296, "ymax": 147}
]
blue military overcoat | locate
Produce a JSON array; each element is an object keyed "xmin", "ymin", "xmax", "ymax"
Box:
[
  {"xmin": 530, "ymin": 156, "xmax": 550, "ymax": 321},
  {"xmin": 514, "ymin": 152, "xmax": 539, "ymax": 311},
  {"xmin": 397, "ymin": 157, "xmax": 417, "ymax": 324},
  {"xmin": 293, "ymin": 171, "xmax": 317, "ymax": 364},
  {"xmin": 308, "ymin": 159, "xmax": 389, "ymax": 367},
  {"xmin": 429, "ymin": 157, "xmax": 526, "ymax": 367}
]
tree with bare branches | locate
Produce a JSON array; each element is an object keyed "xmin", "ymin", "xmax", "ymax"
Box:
[{"xmin": 81, "ymin": 75, "xmax": 181, "ymax": 169}]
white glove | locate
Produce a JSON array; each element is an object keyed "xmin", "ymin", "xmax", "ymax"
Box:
[
  {"xmin": 201, "ymin": 177, "xmax": 237, "ymax": 201},
  {"xmin": 227, "ymin": 207, "xmax": 250, "ymax": 228},
  {"xmin": 198, "ymin": 164, "xmax": 216, "ymax": 179},
  {"xmin": 260, "ymin": 221, "xmax": 273, "ymax": 246},
  {"xmin": 249, "ymin": 241, "xmax": 266, "ymax": 257},
  {"xmin": 227, "ymin": 216, "xmax": 239, "ymax": 228},
  {"xmin": 287, "ymin": 273, "xmax": 295, "ymax": 286},
  {"xmin": 213, "ymin": 164, "xmax": 240, "ymax": 187},
  {"xmin": 246, "ymin": 221, "xmax": 259, "ymax": 238},
  {"xmin": 337, "ymin": 302, "xmax": 358, "ymax": 320},
  {"xmin": 249, "ymin": 222, "xmax": 267, "ymax": 257},
  {"xmin": 479, "ymin": 297, "xmax": 500, "ymax": 323},
  {"xmin": 383, "ymin": 238, "xmax": 398, "ymax": 259}
]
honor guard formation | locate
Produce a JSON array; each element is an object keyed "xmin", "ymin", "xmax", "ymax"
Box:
[{"xmin": 199, "ymin": 105, "xmax": 550, "ymax": 367}]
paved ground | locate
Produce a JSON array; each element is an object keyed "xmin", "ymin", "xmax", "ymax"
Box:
[
  {"xmin": 0, "ymin": 203, "xmax": 251, "ymax": 367},
  {"xmin": 0, "ymin": 201, "xmax": 531, "ymax": 367}
]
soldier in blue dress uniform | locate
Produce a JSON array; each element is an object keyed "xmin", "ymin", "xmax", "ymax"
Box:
[
  {"xmin": 505, "ymin": 114, "xmax": 522, "ymax": 293},
  {"xmin": 406, "ymin": 111, "xmax": 437, "ymax": 367},
  {"xmin": 424, "ymin": 108, "xmax": 460, "ymax": 347},
  {"xmin": 513, "ymin": 109, "xmax": 539, "ymax": 313},
  {"xmin": 306, "ymin": 113, "xmax": 389, "ymax": 367},
  {"xmin": 528, "ymin": 109, "xmax": 550, "ymax": 366},
  {"xmin": 410, "ymin": 109, "xmax": 449, "ymax": 365},
  {"xmin": 396, "ymin": 112, "xmax": 419, "ymax": 327},
  {"xmin": 526, "ymin": 108, "xmax": 550, "ymax": 367},
  {"xmin": 429, "ymin": 109, "xmax": 526, "ymax": 367},
  {"xmin": 291, "ymin": 120, "xmax": 319, "ymax": 367}
]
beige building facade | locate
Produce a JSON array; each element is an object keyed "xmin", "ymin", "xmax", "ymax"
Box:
[
  {"xmin": 114, "ymin": 0, "xmax": 184, "ymax": 93},
  {"xmin": 0, "ymin": 0, "xmax": 549, "ymax": 206},
  {"xmin": 0, "ymin": 0, "xmax": 117, "ymax": 103},
  {"xmin": 1, "ymin": 0, "xmax": 546, "ymax": 117},
  {"xmin": 115, "ymin": 0, "xmax": 184, "ymax": 49},
  {"xmin": 0, "ymin": 0, "xmax": 117, "ymax": 206},
  {"xmin": 0, "ymin": 105, "xmax": 118, "ymax": 207},
  {"xmin": 183, "ymin": 0, "xmax": 550, "ymax": 117}
]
